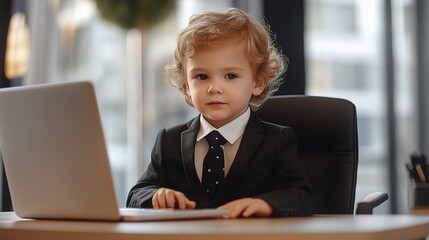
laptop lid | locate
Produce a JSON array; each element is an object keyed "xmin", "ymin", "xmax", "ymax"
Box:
[
  {"xmin": 0, "ymin": 81, "xmax": 121, "ymax": 221},
  {"xmin": 0, "ymin": 81, "xmax": 229, "ymax": 222}
]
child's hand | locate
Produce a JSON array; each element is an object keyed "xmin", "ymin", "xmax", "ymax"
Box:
[
  {"xmin": 152, "ymin": 188, "xmax": 196, "ymax": 209},
  {"xmin": 217, "ymin": 198, "xmax": 273, "ymax": 218}
]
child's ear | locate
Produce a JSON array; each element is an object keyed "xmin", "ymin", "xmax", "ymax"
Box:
[{"xmin": 252, "ymin": 78, "xmax": 266, "ymax": 96}]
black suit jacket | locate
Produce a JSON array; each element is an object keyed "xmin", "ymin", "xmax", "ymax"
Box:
[{"xmin": 127, "ymin": 112, "xmax": 316, "ymax": 216}]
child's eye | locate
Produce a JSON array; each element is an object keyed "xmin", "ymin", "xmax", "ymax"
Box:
[
  {"xmin": 195, "ymin": 74, "xmax": 208, "ymax": 80},
  {"xmin": 225, "ymin": 73, "xmax": 238, "ymax": 80}
]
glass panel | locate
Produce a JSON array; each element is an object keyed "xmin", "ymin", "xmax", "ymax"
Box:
[
  {"xmin": 306, "ymin": 0, "xmax": 418, "ymax": 213},
  {"xmin": 307, "ymin": 0, "xmax": 357, "ymax": 34},
  {"xmin": 305, "ymin": 0, "xmax": 390, "ymax": 213}
]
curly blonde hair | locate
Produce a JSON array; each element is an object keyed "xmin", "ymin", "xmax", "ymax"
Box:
[{"xmin": 164, "ymin": 8, "xmax": 287, "ymax": 110}]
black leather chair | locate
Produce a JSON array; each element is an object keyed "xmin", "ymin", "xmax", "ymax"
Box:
[{"xmin": 256, "ymin": 95, "xmax": 388, "ymax": 214}]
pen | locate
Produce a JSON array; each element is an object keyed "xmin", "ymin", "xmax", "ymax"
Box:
[
  {"xmin": 421, "ymin": 154, "xmax": 428, "ymax": 180},
  {"xmin": 408, "ymin": 153, "xmax": 429, "ymax": 183},
  {"xmin": 415, "ymin": 164, "xmax": 427, "ymax": 182}
]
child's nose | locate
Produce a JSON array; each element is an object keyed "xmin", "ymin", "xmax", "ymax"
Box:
[{"xmin": 207, "ymin": 79, "xmax": 223, "ymax": 94}]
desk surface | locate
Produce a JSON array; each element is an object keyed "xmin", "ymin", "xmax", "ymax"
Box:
[{"xmin": 1, "ymin": 212, "xmax": 429, "ymax": 240}]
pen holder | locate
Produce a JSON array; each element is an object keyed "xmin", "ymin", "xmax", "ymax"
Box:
[{"xmin": 409, "ymin": 183, "xmax": 429, "ymax": 214}]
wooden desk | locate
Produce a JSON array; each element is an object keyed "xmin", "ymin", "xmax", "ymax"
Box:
[{"xmin": 1, "ymin": 212, "xmax": 429, "ymax": 240}]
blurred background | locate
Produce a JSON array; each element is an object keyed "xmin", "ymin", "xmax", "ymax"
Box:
[{"xmin": 1, "ymin": 0, "xmax": 428, "ymax": 214}]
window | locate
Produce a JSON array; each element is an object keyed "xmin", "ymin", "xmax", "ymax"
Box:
[{"xmin": 306, "ymin": 0, "xmax": 418, "ymax": 213}]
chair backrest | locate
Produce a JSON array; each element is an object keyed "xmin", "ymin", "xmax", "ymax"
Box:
[{"xmin": 256, "ymin": 95, "xmax": 358, "ymax": 214}]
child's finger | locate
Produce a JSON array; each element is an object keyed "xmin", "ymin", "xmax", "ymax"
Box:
[
  {"xmin": 164, "ymin": 189, "xmax": 177, "ymax": 208},
  {"xmin": 152, "ymin": 196, "xmax": 159, "ymax": 208},
  {"xmin": 152, "ymin": 193, "xmax": 161, "ymax": 208},
  {"xmin": 242, "ymin": 205, "xmax": 257, "ymax": 217},
  {"xmin": 175, "ymin": 193, "xmax": 187, "ymax": 209},
  {"xmin": 186, "ymin": 200, "xmax": 196, "ymax": 209},
  {"xmin": 153, "ymin": 189, "xmax": 167, "ymax": 208},
  {"xmin": 175, "ymin": 192, "xmax": 195, "ymax": 209},
  {"xmin": 221, "ymin": 202, "xmax": 247, "ymax": 218}
]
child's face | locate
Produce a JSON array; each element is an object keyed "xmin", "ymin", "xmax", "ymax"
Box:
[{"xmin": 185, "ymin": 41, "xmax": 265, "ymax": 128}]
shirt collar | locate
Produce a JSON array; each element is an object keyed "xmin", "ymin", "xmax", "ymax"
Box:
[{"xmin": 197, "ymin": 108, "xmax": 250, "ymax": 144}]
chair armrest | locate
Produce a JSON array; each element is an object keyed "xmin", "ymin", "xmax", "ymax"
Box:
[{"xmin": 355, "ymin": 192, "xmax": 389, "ymax": 214}]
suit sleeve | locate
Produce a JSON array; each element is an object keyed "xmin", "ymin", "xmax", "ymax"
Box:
[
  {"xmin": 126, "ymin": 129, "xmax": 167, "ymax": 208},
  {"xmin": 257, "ymin": 127, "xmax": 316, "ymax": 216}
]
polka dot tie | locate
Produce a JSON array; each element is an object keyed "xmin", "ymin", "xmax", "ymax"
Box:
[{"xmin": 202, "ymin": 130, "xmax": 227, "ymax": 200}]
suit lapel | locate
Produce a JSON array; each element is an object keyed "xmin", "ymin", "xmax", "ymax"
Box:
[
  {"xmin": 181, "ymin": 116, "xmax": 210, "ymax": 204},
  {"xmin": 214, "ymin": 112, "xmax": 265, "ymax": 201}
]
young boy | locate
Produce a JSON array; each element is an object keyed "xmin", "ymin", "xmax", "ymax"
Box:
[{"xmin": 126, "ymin": 8, "xmax": 315, "ymax": 218}]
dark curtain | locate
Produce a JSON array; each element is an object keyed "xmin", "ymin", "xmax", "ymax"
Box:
[{"xmin": 264, "ymin": 0, "xmax": 305, "ymax": 95}]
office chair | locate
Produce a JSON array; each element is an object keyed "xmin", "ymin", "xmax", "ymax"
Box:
[{"xmin": 256, "ymin": 95, "xmax": 388, "ymax": 214}]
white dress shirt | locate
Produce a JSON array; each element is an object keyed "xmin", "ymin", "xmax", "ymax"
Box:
[{"xmin": 194, "ymin": 108, "xmax": 250, "ymax": 181}]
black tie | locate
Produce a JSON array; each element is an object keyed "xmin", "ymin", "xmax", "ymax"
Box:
[{"xmin": 202, "ymin": 130, "xmax": 227, "ymax": 199}]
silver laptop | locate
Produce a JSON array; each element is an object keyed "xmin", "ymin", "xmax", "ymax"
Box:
[{"xmin": 0, "ymin": 81, "xmax": 228, "ymax": 221}]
